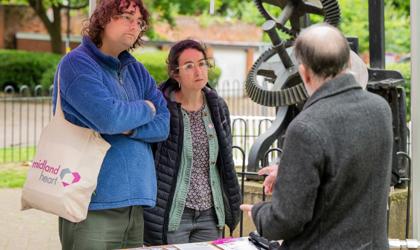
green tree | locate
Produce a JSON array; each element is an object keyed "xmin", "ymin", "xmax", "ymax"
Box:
[
  {"xmin": 389, "ymin": 0, "xmax": 410, "ymax": 14},
  {"xmin": 339, "ymin": 0, "xmax": 410, "ymax": 54},
  {"xmin": 0, "ymin": 0, "xmax": 409, "ymax": 54},
  {"xmin": 1, "ymin": 0, "xmax": 88, "ymax": 54},
  {"xmin": 146, "ymin": 0, "xmax": 409, "ymax": 54},
  {"xmin": 144, "ymin": 0, "xmax": 246, "ymax": 24}
]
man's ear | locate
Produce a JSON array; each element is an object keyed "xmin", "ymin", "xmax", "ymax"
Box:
[{"xmin": 299, "ymin": 64, "xmax": 311, "ymax": 85}]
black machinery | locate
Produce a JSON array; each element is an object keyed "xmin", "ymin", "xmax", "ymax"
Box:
[{"xmin": 246, "ymin": 0, "xmax": 409, "ymax": 187}]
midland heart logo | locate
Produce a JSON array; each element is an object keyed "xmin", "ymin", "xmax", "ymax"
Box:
[
  {"xmin": 60, "ymin": 168, "xmax": 81, "ymax": 187},
  {"xmin": 32, "ymin": 160, "xmax": 81, "ymax": 187}
]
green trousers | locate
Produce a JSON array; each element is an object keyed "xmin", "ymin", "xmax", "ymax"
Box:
[{"xmin": 59, "ymin": 206, "xmax": 144, "ymax": 250}]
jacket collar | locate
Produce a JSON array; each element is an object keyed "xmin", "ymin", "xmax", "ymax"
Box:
[
  {"xmin": 303, "ymin": 73, "xmax": 362, "ymax": 110},
  {"xmin": 82, "ymin": 36, "xmax": 137, "ymax": 71}
]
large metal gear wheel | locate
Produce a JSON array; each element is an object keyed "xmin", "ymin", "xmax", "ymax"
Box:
[
  {"xmin": 253, "ymin": 0, "xmax": 340, "ymax": 37},
  {"xmin": 245, "ymin": 45, "xmax": 308, "ymax": 107},
  {"xmin": 245, "ymin": 1, "xmax": 340, "ymax": 171}
]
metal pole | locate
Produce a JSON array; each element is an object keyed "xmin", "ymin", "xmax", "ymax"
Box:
[
  {"xmin": 89, "ymin": 0, "xmax": 96, "ymax": 17},
  {"xmin": 368, "ymin": 0, "xmax": 385, "ymax": 69},
  {"xmin": 66, "ymin": 2, "xmax": 71, "ymax": 53},
  {"xmin": 411, "ymin": 0, "xmax": 420, "ymax": 240},
  {"xmin": 209, "ymin": 0, "xmax": 215, "ymax": 15}
]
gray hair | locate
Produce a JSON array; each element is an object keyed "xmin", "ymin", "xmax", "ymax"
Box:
[{"xmin": 294, "ymin": 23, "xmax": 350, "ymax": 78}]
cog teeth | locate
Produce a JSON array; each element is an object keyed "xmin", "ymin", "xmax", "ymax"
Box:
[
  {"xmin": 254, "ymin": 0, "xmax": 341, "ymax": 34},
  {"xmin": 286, "ymin": 88, "xmax": 293, "ymax": 105},
  {"xmin": 280, "ymin": 90, "xmax": 286, "ymax": 106},
  {"xmin": 298, "ymin": 86, "xmax": 306, "ymax": 102},
  {"xmin": 290, "ymin": 87, "xmax": 297, "ymax": 105},
  {"xmin": 322, "ymin": 0, "xmax": 341, "ymax": 26},
  {"xmin": 247, "ymin": 44, "xmax": 310, "ymax": 107}
]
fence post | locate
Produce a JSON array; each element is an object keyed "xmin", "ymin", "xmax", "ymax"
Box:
[
  {"xmin": 411, "ymin": 0, "xmax": 420, "ymax": 240},
  {"xmin": 19, "ymin": 86, "xmax": 30, "ymax": 162},
  {"xmin": 233, "ymin": 146, "xmax": 246, "ymax": 237},
  {"xmin": 2, "ymin": 86, "xmax": 15, "ymax": 163}
]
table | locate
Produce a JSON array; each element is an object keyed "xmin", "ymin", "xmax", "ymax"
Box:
[{"xmin": 125, "ymin": 237, "xmax": 261, "ymax": 250}]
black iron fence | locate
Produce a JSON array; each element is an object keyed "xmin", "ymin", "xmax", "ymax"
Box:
[
  {"xmin": 1, "ymin": 86, "xmax": 53, "ymax": 163},
  {"xmin": 0, "ymin": 82, "xmax": 276, "ymax": 164}
]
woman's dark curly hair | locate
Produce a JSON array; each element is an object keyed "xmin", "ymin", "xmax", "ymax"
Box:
[{"xmin": 82, "ymin": 0, "xmax": 149, "ymax": 50}]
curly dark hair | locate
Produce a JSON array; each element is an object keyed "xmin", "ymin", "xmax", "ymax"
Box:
[
  {"xmin": 82, "ymin": 0, "xmax": 150, "ymax": 50},
  {"xmin": 167, "ymin": 39, "xmax": 209, "ymax": 78}
]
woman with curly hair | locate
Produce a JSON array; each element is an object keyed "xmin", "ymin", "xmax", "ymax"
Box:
[{"xmin": 54, "ymin": 0, "xmax": 169, "ymax": 249}]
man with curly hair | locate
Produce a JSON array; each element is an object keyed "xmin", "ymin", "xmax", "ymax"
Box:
[{"xmin": 53, "ymin": 0, "xmax": 169, "ymax": 249}]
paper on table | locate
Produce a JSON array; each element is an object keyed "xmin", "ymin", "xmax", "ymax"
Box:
[
  {"xmin": 129, "ymin": 246, "xmax": 178, "ymax": 250},
  {"xmin": 173, "ymin": 242, "xmax": 219, "ymax": 250},
  {"xmin": 213, "ymin": 237, "xmax": 259, "ymax": 250}
]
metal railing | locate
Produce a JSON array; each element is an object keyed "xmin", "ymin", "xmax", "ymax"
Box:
[
  {"xmin": 1, "ymin": 85, "xmax": 53, "ymax": 163},
  {"xmin": 0, "ymin": 82, "xmax": 276, "ymax": 163}
]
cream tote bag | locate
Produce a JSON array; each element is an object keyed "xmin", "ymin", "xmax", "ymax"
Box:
[{"xmin": 21, "ymin": 72, "xmax": 111, "ymax": 222}]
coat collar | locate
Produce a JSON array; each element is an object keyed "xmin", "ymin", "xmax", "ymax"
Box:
[
  {"xmin": 81, "ymin": 36, "xmax": 137, "ymax": 71},
  {"xmin": 303, "ymin": 73, "xmax": 362, "ymax": 110}
]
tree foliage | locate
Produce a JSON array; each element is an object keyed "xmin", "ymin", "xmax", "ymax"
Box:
[
  {"xmin": 145, "ymin": 0, "xmax": 409, "ymax": 54},
  {"xmin": 143, "ymin": 0, "xmax": 247, "ymax": 25},
  {"xmin": 0, "ymin": 0, "xmax": 410, "ymax": 54},
  {"xmin": 1, "ymin": 0, "xmax": 88, "ymax": 54},
  {"xmin": 389, "ymin": 0, "xmax": 410, "ymax": 14},
  {"xmin": 339, "ymin": 0, "xmax": 410, "ymax": 54}
]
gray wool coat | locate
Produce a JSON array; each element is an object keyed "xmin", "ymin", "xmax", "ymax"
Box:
[{"xmin": 252, "ymin": 74, "xmax": 393, "ymax": 250}]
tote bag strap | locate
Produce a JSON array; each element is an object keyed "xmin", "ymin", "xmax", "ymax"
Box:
[{"xmin": 55, "ymin": 68, "xmax": 65, "ymax": 119}]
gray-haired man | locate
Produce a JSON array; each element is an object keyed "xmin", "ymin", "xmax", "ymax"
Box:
[{"xmin": 241, "ymin": 23, "xmax": 393, "ymax": 249}]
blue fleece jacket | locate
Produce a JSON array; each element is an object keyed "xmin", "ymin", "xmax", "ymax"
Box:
[{"xmin": 52, "ymin": 36, "xmax": 170, "ymax": 210}]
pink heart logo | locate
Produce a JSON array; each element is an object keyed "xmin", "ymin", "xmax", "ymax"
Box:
[{"xmin": 60, "ymin": 168, "xmax": 81, "ymax": 187}]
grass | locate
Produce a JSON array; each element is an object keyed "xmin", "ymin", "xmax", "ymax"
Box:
[
  {"xmin": 0, "ymin": 146, "xmax": 35, "ymax": 164},
  {"xmin": 0, "ymin": 146, "xmax": 33, "ymax": 188},
  {"xmin": 0, "ymin": 163, "xmax": 28, "ymax": 188}
]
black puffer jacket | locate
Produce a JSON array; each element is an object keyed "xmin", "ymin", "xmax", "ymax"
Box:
[{"xmin": 144, "ymin": 79, "xmax": 241, "ymax": 245}]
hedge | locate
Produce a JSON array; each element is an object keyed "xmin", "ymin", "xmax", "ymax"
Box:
[
  {"xmin": 0, "ymin": 49, "xmax": 222, "ymax": 95},
  {"xmin": 133, "ymin": 50, "xmax": 168, "ymax": 84},
  {"xmin": 0, "ymin": 50, "xmax": 61, "ymax": 94}
]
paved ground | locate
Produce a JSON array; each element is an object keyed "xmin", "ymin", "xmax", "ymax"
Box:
[{"xmin": 0, "ymin": 188, "xmax": 60, "ymax": 250}]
